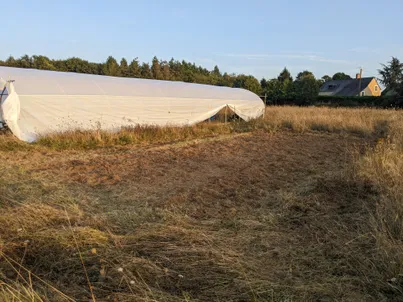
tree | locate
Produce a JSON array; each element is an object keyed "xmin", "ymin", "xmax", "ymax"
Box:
[
  {"xmin": 233, "ymin": 75, "xmax": 261, "ymax": 94},
  {"xmin": 332, "ymin": 72, "xmax": 351, "ymax": 80},
  {"xmin": 296, "ymin": 70, "xmax": 315, "ymax": 81},
  {"xmin": 278, "ymin": 67, "xmax": 293, "ymax": 83},
  {"xmin": 378, "ymin": 57, "xmax": 403, "ymax": 92},
  {"xmin": 0, "ymin": 53, "xmax": 272, "ymax": 95},
  {"xmin": 260, "ymin": 78, "xmax": 268, "ymax": 91},
  {"xmin": 265, "ymin": 79, "xmax": 287, "ymax": 104},
  {"xmin": 168, "ymin": 58, "xmax": 181, "ymax": 81},
  {"xmin": 212, "ymin": 65, "xmax": 221, "ymax": 77},
  {"xmin": 120, "ymin": 58, "xmax": 129, "ymax": 77},
  {"xmin": 316, "ymin": 79, "xmax": 325, "ymax": 89},
  {"xmin": 140, "ymin": 63, "xmax": 153, "ymax": 79},
  {"xmin": 160, "ymin": 60, "xmax": 170, "ymax": 80},
  {"xmin": 91, "ymin": 62, "xmax": 104, "ymax": 75},
  {"xmin": 103, "ymin": 56, "xmax": 120, "ymax": 76},
  {"xmin": 128, "ymin": 58, "xmax": 141, "ymax": 78},
  {"xmin": 151, "ymin": 56, "xmax": 163, "ymax": 80},
  {"xmin": 32, "ymin": 55, "xmax": 56, "ymax": 70},
  {"xmin": 60, "ymin": 57, "xmax": 96, "ymax": 74},
  {"xmin": 5, "ymin": 56, "xmax": 16, "ymax": 67},
  {"xmin": 291, "ymin": 77, "xmax": 319, "ymax": 105},
  {"xmin": 322, "ymin": 75, "xmax": 332, "ymax": 82},
  {"xmin": 18, "ymin": 55, "xmax": 33, "ymax": 68},
  {"xmin": 208, "ymin": 65, "xmax": 222, "ymax": 85},
  {"xmin": 220, "ymin": 72, "xmax": 236, "ymax": 88},
  {"xmin": 180, "ymin": 60, "xmax": 196, "ymax": 83}
]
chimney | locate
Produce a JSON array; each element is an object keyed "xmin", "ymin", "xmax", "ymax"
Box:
[
  {"xmin": 358, "ymin": 68, "xmax": 363, "ymax": 96},
  {"xmin": 356, "ymin": 73, "xmax": 361, "ymax": 79}
]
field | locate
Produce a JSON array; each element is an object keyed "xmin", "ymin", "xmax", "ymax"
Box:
[{"xmin": 0, "ymin": 106, "xmax": 403, "ymax": 301}]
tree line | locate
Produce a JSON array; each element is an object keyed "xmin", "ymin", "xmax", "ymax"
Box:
[
  {"xmin": 2, "ymin": 54, "xmax": 401, "ymax": 104},
  {"xmin": 260, "ymin": 69, "xmax": 352, "ymax": 105},
  {"xmin": 0, "ymin": 55, "xmax": 262, "ymax": 94},
  {"xmin": 1, "ymin": 55, "xmax": 349, "ymax": 97}
]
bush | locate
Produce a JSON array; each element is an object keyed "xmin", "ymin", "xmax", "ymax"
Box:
[
  {"xmin": 314, "ymin": 96, "xmax": 403, "ymax": 108},
  {"xmin": 265, "ymin": 95, "xmax": 403, "ymax": 108}
]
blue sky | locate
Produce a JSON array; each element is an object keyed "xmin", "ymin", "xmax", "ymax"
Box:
[{"xmin": 2, "ymin": 0, "xmax": 403, "ymax": 80}]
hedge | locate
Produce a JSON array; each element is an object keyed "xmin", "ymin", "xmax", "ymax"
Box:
[{"xmin": 265, "ymin": 95, "xmax": 403, "ymax": 108}]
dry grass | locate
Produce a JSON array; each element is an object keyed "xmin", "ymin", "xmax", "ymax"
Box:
[
  {"xmin": 0, "ymin": 106, "xmax": 400, "ymax": 151},
  {"xmin": 355, "ymin": 116, "xmax": 403, "ymax": 297},
  {"xmin": 264, "ymin": 106, "xmax": 400, "ymax": 137},
  {"xmin": 0, "ymin": 106, "xmax": 403, "ymax": 301}
]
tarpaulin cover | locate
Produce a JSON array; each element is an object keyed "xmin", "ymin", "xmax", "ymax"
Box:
[{"xmin": 0, "ymin": 66, "xmax": 265, "ymax": 142}]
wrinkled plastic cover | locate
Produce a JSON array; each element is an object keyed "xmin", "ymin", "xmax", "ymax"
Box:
[{"xmin": 0, "ymin": 67, "xmax": 265, "ymax": 142}]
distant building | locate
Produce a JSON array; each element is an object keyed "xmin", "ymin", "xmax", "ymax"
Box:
[{"xmin": 319, "ymin": 74, "xmax": 381, "ymax": 97}]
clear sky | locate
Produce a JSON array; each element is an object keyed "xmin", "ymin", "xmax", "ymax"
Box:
[{"xmin": 2, "ymin": 0, "xmax": 403, "ymax": 80}]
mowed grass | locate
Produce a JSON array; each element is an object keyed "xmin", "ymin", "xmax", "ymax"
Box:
[{"xmin": 0, "ymin": 106, "xmax": 402, "ymax": 301}]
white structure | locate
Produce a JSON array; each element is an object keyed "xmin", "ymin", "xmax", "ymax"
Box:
[{"xmin": 0, "ymin": 66, "xmax": 264, "ymax": 142}]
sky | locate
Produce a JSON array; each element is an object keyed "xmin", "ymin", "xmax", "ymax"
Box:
[{"xmin": 2, "ymin": 0, "xmax": 403, "ymax": 80}]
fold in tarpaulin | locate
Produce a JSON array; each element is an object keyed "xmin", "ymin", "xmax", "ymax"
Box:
[{"xmin": 0, "ymin": 66, "xmax": 265, "ymax": 142}]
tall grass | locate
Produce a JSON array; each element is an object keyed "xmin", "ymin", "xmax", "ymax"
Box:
[
  {"xmin": 0, "ymin": 106, "xmax": 401, "ymax": 151},
  {"xmin": 264, "ymin": 106, "xmax": 400, "ymax": 136},
  {"xmin": 356, "ymin": 116, "xmax": 403, "ymax": 292},
  {"xmin": 1, "ymin": 106, "xmax": 403, "ymax": 300}
]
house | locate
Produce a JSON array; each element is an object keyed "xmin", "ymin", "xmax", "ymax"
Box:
[{"xmin": 319, "ymin": 74, "xmax": 381, "ymax": 97}]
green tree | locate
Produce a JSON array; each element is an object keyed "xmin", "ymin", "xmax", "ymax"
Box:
[
  {"xmin": 32, "ymin": 55, "xmax": 56, "ymax": 70},
  {"xmin": 316, "ymin": 75, "xmax": 331, "ymax": 89},
  {"xmin": 208, "ymin": 65, "xmax": 222, "ymax": 85},
  {"xmin": 278, "ymin": 67, "xmax": 293, "ymax": 83},
  {"xmin": 291, "ymin": 76, "xmax": 319, "ymax": 105},
  {"xmin": 233, "ymin": 75, "xmax": 261, "ymax": 94},
  {"xmin": 151, "ymin": 56, "xmax": 163, "ymax": 80},
  {"xmin": 378, "ymin": 57, "xmax": 403, "ymax": 93},
  {"xmin": 140, "ymin": 63, "xmax": 153, "ymax": 79},
  {"xmin": 120, "ymin": 58, "xmax": 129, "ymax": 77},
  {"xmin": 5, "ymin": 56, "xmax": 17, "ymax": 67},
  {"xmin": 60, "ymin": 57, "xmax": 95, "ymax": 74},
  {"xmin": 322, "ymin": 75, "xmax": 332, "ymax": 82},
  {"xmin": 0, "ymin": 54, "xmax": 275, "ymax": 95},
  {"xmin": 168, "ymin": 58, "xmax": 181, "ymax": 81},
  {"xmin": 181, "ymin": 60, "xmax": 196, "ymax": 83},
  {"xmin": 220, "ymin": 72, "xmax": 236, "ymax": 87},
  {"xmin": 128, "ymin": 58, "xmax": 141, "ymax": 78},
  {"xmin": 212, "ymin": 65, "xmax": 221, "ymax": 77},
  {"xmin": 316, "ymin": 79, "xmax": 325, "ymax": 89},
  {"xmin": 264, "ymin": 79, "xmax": 295, "ymax": 104},
  {"xmin": 296, "ymin": 70, "xmax": 315, "ymax": 81},
  {"xmin": 103, "ymin": 56, "xmax": 120, "ymax": 76},
  {"xmin": 18, "ymin": 55, "xmax": 33, "ymax": 68},
  {"xmin": 260, "ymin": 78, "xmax": 268, "ymax": 91},
  {"xmin": 332, "ymin": 72, "xmax": 351, "ymax": 80},
  {"xmin": 160, "ymin": 60, "xmax": 170, "ymax": 80}
]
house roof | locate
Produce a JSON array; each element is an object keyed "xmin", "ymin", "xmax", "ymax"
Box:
[{"xmin": 319, "ymin": 77, "xmax": 375, "ymax": 96}]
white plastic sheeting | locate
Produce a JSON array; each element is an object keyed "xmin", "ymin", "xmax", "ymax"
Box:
[{"xmin": 0, "ymin": 66, "xmax": 264, "ymax": 142}]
